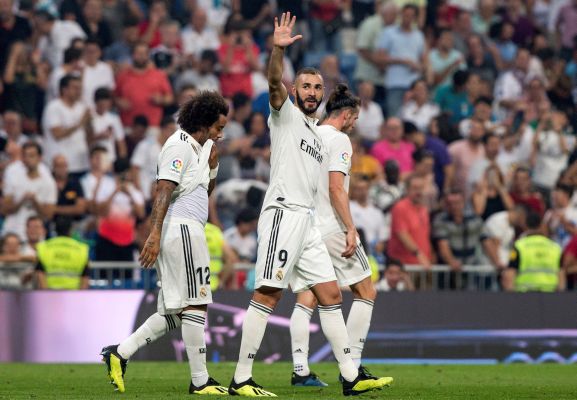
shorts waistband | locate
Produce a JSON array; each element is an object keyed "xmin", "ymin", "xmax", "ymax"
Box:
[
  {"xmin": 163, "ymin": 216, "xmax": 205, "ymax": 227},
  {"xmin": 264, "ymin": 205, "xmax": 314, "ymax": 216}
]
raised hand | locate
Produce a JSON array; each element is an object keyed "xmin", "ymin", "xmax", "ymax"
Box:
[{"xmin": 273, "ymin": 12, "xmax": 302, "ymax": 49}]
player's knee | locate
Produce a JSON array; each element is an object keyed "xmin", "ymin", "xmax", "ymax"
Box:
[
  {"xmin": 253, "ymin": 286, "xmax": 283, "ymax": 309},
  {"xmin": 317, "ymin": 288, "xmax": 342, "ymax": 306},
  {"xmin": 351, "ymin": 279, "xmax": 377, "ymax": 301},
  {"xmin": 296, "ymin": 290, "xmax": 317, "ymax": 309}
]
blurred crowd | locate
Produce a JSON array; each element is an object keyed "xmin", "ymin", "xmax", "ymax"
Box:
[{"xmin": 1, "ymin": 0, "xmax": 577, "ymax": 291}]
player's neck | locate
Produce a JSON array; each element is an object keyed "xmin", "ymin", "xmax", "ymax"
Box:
[{"xmin": 321, "ymin": 118, "xmax": 344, "ymax": 132}]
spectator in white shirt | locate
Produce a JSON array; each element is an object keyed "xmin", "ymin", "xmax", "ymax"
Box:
[
  {"xmin": 181, "ymin": 7, "xmax": 220, "ymax": 65},
  {"xmin": 494, "ymin": 48, "xmax": 531, "ymax": 121},
  {"xmin": 42, "ymin": 74, "xmax": 93, "ymax": 175},
  {"xmin": 399, "ymin": 79, "xmax": 440, "ymax": 132},
  {"xmin": 130, "ymin": 117, "xmax": 175, "ymax": 200},
  {"xmin": 90, "ymin": 88, "xmax": 127, "ymax": 163},
  {"xmin": 481, "ymin": 206, "xmax": 527, "ymax": 270},
  {"xmin": 47, "ymin": 47, "xmax": 84, "ymax": 102},
  {"xmin": 174, "ymin": 50, "xmax": 221, "ymax": 93},
  {"xmin": 81, "ymin": 146, "xmax": 116, "ymax": 215},
  {"xmin": 375, "ymin": 258, "xmax": 414, "ymax": 292},
  {"xmin": 350, "ymin": 178, "xmax": 388, "ymax": 256},
  {"xmin": 1, "ymin": 142, "xmax": 57, "ymax": 240},
  {"xmin": 223, "ymin": 208, "xmax": 258, "ymax": 262},
  {"xmin": 355, "ymin": 81, "xmax": 384, "ymax": 143},
  {"xmin": 33, "ymin": 9, "xmax": 86, "ymax": 68},
  {"xmin": 82, "ymin": 39, "xmax": 115, "ymax": 109}
]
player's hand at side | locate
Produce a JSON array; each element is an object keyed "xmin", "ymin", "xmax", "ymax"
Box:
[
  {"xmin": 208, "ymin": 143, "xmax": 218, "ymax": 169},
  {"xmin": 273, "ymin": 12, "xmax": 302, "ymax": 49},
  {"xmin": 139, "ymin": 232, "xmax": 161, "ymax": 268},
  {"xmin": 342, "ymin": 229, "xmax": 358, "ymax": 258}
]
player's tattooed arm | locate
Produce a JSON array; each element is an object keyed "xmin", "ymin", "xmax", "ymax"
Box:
[
  {"xmin": 139, "ymin": 179, "xmax": 176, "ymax": 268},
  {"xmin": 269, "ymin": 12, "xmax": 302, "ymax": 110}
]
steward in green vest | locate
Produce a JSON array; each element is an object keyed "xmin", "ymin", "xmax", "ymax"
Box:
[
  {"xmin": 36, "ymin": 217, "xmax": 90, "ymax": 290},
  {"xmin": 205, "ymin": 223, "xmax": 224, "ymax": 291},
  {"xmin": 504, "ymin": 211, "xmax": 564, "ymax": 292}
]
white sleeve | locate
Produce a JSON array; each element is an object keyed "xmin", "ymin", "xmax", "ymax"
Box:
[
  {"xmin": 268, "ymin": 97, "xmax": 297, "ymax": 126},
  {"xmin": 328, "ymin": 134, "xmax": 353, "ymax": 175},
  {"xmin": 481, "ymin": 215, "xmax": 501, "ymax": 238},
  {"xmin": 156, "ymin": 143, "xmax": 192, "ymax": 185},
  {"xmin": 43, "ymin": 178, "xmax": 58, "ymax": 204},
  {"xmin": 111, "ymin": 115, "xmax": 125, "ymax": 140},
  {"xmin": 42, "ymin": 102, "xmax": 61, "ymax": 131},
  {"xmin": 130, "ymin": 142, "xmax": 146, "ymax": 167}
]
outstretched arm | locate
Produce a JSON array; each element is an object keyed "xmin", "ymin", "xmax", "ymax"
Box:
[{"xmin": 269, "ymin": 12, "xmax": 302, "ymax": 110}]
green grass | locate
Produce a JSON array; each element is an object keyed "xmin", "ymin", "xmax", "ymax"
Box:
[{"xmin": 1, "ymin": 362, "xmax": 576, "ymax": 399}]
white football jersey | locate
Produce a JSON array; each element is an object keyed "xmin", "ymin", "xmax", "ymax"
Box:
[
  {"xmin": 314, "ymin": 124, "xmax": 353, "ymax": 238},
  {"xmin": 156, "ymin": 129, "xmax": 213, "ymax": 224},
  {"xmin": 262, "ymin": 98, "xmax": 327, "ymax": 211}
]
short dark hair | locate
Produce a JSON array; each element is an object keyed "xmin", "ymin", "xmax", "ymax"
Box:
[
  {"xmin": 325, "ymin": 83, "xmax": 360, "ymax": 116},
  {"xmin": 402, "ymin": 3, "xmax": 419, "ymax": 16},
  {"xmin": 525, "ymin": 210, "xmax": 542, "ymax": 230},
  {"xmin": 296, "ymin": 67, "xmax": 322, "ymax": 79},
  {"xmin": 160, "ymin": 115, "xmax": 175, "ymax": 128},
  {"xmin": 54, "ymin": 216, "xmax": 73, "ymax": 237},
  {"xmin": 386, "ymin": 257, "xmax": 404, "ymax": 270},
  {"xmin": 63, "ymin": 47, "xmax": 83, "ymax": 64},
  {"xmin": 482, "ymin": 132, "xmax": 499, "ymax": 145},
  {"xmin": 133, "ymin": 114, "xmax": 149, "ymax": 127},
  {"xmin": 26, "ymin": 215, "xmax": 43, "ymax": 226},
  {"xmin": 555, "ymin": 182, "xmax": 574, "ymax": 198},
  {"xmin": 59, "ymin": 74, "xmax": 81, "ymax": 92},
  {"xmin": 90, "ymin": 145, "xmax": 108, "ymax": 157},
  {"xmin": 94, "ymin": 87, "xmax": 112, "ymax": 102},
  {"xmin": 235, "ymin": 208, "xmax": 258, "ymax": 225},
  {"xmin": 412, "ymin": 148, "xmax": 434, "ymax": 163},
  {"xmin": 452, "ymin": 70, "xmax": 470, "ymax": 88},
  {"xmin": 22, "ymin": 141, "xmax": 42, "ymax": 156},
  {"xmin": 177, "ymin": 91, "xmax": 229, "ymax": 134},
  {"xmin": 200, "ymin": 49, "xmax": 218, "ymax": 64},
  {"xmin": 85, "ymin": 38, "xmax": 100, "ymax": 48},
  {"xmin": 475, "ymin": 96, "xmax": 493, "ymax": 107},
  {"xmin": 35, "ymin": 9, "xmax": 56, "ymax": 21},
  {"xmin": 403, "ymin": 121, "xmax": 419, "ymax": 135},
  {"xmin": 232, "ymin": 92, "xmax": 251, "ymax": 110}
]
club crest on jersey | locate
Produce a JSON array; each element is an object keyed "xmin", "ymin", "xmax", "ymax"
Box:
[
  {"xmin": 276, "ymin": 270, "xmax": 284, "ymax": 281},
  {"xmin": 170, "ymin": 158, "xmax": 183, "ymax": 173}
]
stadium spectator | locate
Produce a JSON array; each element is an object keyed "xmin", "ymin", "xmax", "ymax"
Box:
[
  {"xmin": 434, "ymin": 190, "xmax": 484, "ymax": 270},
  {"xmin": 494, "ymin": 48, "xmax": 531, "ymax": 121},
  {"xmin": 130, "ymin": 117, "xmax": 175, "ymax": 200},
  {"xmin": 375, "ymin": 258, "xmax": 414, "ymax": 292},
  {"xmin": 404, "ymin": 121, "xmax": 452, "ymax": 194},
  {"xmin": 349, "ymin": 135, "xmax": 383, "ymax": 182},
  {"xmin": 481, "ymin": 206, "xmax": 527, "ymax": 271},
  {"xmin": 319, "ymin": 54, "xmax": 348, "ymax": 111},
  {"xmin": 466, "ymin": 34, "xmax": 499, "ymax": 83},
  {"xmin": 82, "ymin": 39, "xmax": 115, "ymax": 109},
  {"xmin": 451, "ymin": 9, "xmax": 474, "ymax": 55},
  {"xmin": 103, "ymin": 18, "xmax": 140, "ymax": 67},
  {"xmin": 21, "ymin": 215, "xmax": 46, "ymax": 257},
  {"xmin": 428, "ymin": 28, "xmax": 465, "ymax": 89},
  {"xmin": 1, "ymin": 142, "xmax": 57, "ymax": 240},
  {"xmin": 138, "ymin": 0, "xmax": 168, "ymax": 48},
  {"xmin": 562, "ymin": 234, "xmax": 577, "ymax": 290},
  {"xmin": 355, "ymin": 81, "xmax": 384, "ymax": 144},
  {"xmin": 370, "ymin": 117, "xmax": 415, "ymax": 177},
  {"xmin": 530, "ymin": 110, "xmax": 570, "ymax": 197},
  {"xmin": 181, "ymin": 7, "xmax": 220, "ymax": 65},
  {"xmin": 47, "ymin": 46, "xmax": 84, "ymax": 102},
  {"xmin": 387, "ymin": 174, "xmax": 432, "ymax": 268},
  {"xmin": 150, "ymin": 20, "xmax": 184, "ymax": 80},
  {"xmin": 33, "ymin": 9, "xmax": 86, "ymax": 67},
  {"xmin": 2, "ymin": 42, "xmax": 48, "ymax": 132},
  {"xmin": 503, "ymin": 211, "xmax": 564, "ymax": 292},
  {"xmin": 399, "ymin": 79, "xmax": 440, "ymax": 133},
  {"xmin": 125, "ymin": 115, "xmax": 149, "ymax": 159},
  {"xmin": 219, "ymin": 93, "xmax": 252, "ymax": 181},
  {"xmin": 353, "ymin": 1, "xmax": 396, "ymax": 108},
  {"xmin": 224, "ymin": 207, "xmax": 258, "ymax": 263},
  {"xmin": 81, "ymin": 146, "xmax": 114, "ymax": 214},
  {"xmin": 458, "ymin": 96, "xmax": 500, "ymax": 139},
  {"xmin": 369, "ymin": 159, "xmax": 403, "ymax": 221},
  {"xmin": 218, "ymin": 18, "xmax": 260, "ymax": 98},
  {"xmin": 350, "ymin": 177, "xmax": 388, "ymax": 257},
  {"xmin": 0, "ymin": 232, "xmax": 35, "ymax": 289},
  {"xmin": 93, "ymin": 158, "xmax": 145, "ymax": 261},
  {"xmin": 308, "ymin": 0, "xmax": 342, "ymax": 53},
  {"xmin": 555, "ymin": 0, "xmax": 577, "ymax": 61},
  {"xmin": 509, "ymin": 166, "xmax": 546, "ymax": 217},
  {"xmin": 375, "ymin": 3, "xmax": 426, "ymax": 116},
  {"xmin": 115, "ymin": 42, "xmax": 173, "ymax": 127},
  {"xmin": 543, "ymin": 183, "xmax": 577, "ymax": 248},
  {"xmin": 79, "ymin": 0, "xmax": 113, "ymax": 49},
  {"xmin": 0, "ymin": 0, "xmax": 32, "ymax": 74},
  {"xmin": 236, "ymin": 112, "xmax": 270, "ymax": 180},
  {"xmin": 448, "ymin": 118, "xmax": 486, "ymax": 195},
  {"xmin": 43, "ymin": 74, "xmax": 93, "ymax": 175},
  {"xmin": 175, "ymin": 50, "xmax": 220, "ymax": 93},
  {"xmin": 0, "ymin": 110, "xmax": 27, "ymax": 146},
  {"xmin": 468, "ymin": 133, "xmax": 504, "ymax": 191},
  {"xmin": 412, "ymin": 149, "xmax": 439, "ymax": 211},
  {"xmin": 90, "ymin": 88, "xmax": 127, "ymax": 163},
  {"xmin": 472, "ymin": 163, "xmax": 514, "ymax": 221},
  {"xmin": 472, "ymin": 0, "xmax": 499, "ymax": 36},
  {"xmin": 435, "ymin": 70, "xmax": 481, "ymax": 124},
  {"xmin": 52, "ymin": 154, "xmax": 87, "ymax": 221},
  {"xmin": 205, "ymin": 222, "xmax": 238, "ymax": 290},
  {"xmin": 35, "ymin": 216, "xmax": 90, "ymax": 290},
  {"xmin": 502, "ymin": 0, "xmax": 537, "ymax": 47}
]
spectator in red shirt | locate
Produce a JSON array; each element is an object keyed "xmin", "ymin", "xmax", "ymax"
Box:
[
  {"xmin": 218, "ymin": 19, "xmax": 260, "ymax": 98},
  {"xmin": 562, "ymin": 235, "xmax": 577, "ymax": 290},
  {"xmin": 387, "ymin": 174, "xmax": 432, "ymax": 268},
  {"xmin": 370, "ymin": 117, "xmax": 415, "ymax": 178},
  {"xmin": 115, "ymin": 42, "xmax": 173, "ymax": 127},
  {"xmin": 138, "ymin": 0, "xmax": 168, "ymax": 48},
  {"xmin": 509, "ymin": 165, "xmax": 546, "ymax": 216}
]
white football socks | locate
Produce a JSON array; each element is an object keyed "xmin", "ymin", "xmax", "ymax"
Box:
[
  {"xmin": 290, "ymin": 303, "xmax": 313, "ymax": 377},
  {"xmin": 318, "ymin": 304, "xmax": 358, "ymax": 382},
  {"xmin": 346, "ymin": 299, "xmax": 374, "ymax": 368},
  {"xmin": 117, "ymin": 312, "xmax": 181, "ymax": 360},
  {"xmin": 233, "ymin": 300, "xmax": 273, "ymax": 383},
  {"xmin": 181, "ymin": 310, "xmax": 209, "ymax": 387}
]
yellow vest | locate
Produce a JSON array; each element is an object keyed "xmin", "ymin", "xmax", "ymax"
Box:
[
  {"xmin": 37, "ymin": 237, "xmax": 90, "ymax": 290},
  {"xmin": 514, "ymin": 235, "xmax": 561, "ymax": 292},
  {"xmin": 205, "ymin": 223, "xmax": 224, "ymax": 291}
]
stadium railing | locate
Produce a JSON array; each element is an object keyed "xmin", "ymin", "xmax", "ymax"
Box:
[{"xmin": 0, "ymin": 261, "xmax": 500, "ymax": 291}]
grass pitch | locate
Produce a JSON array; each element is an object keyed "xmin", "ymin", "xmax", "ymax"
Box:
[{"xmin": 0, "ymin": 362, "xmax": 576, "ymax": 399}]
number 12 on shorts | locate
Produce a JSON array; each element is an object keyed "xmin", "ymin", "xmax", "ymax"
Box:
[{"xmin": 195, "ymin": 266, "xmax": 210, "ymax": 286}]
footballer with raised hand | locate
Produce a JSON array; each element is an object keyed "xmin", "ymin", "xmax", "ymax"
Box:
[
  {"xmin": 228, "ymin": 12, "xmax": 390, "ymax": 397},
  {"xmin": 289, "ymin": 84, "xmax": 393, "ymax": 389},
  {"xmin": 101, "ymin": 91, "xmax": 229, "ymax": 395}
]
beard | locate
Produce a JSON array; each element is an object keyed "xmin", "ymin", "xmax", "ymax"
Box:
[
  {"xmin": 296, "ymin": 92, "xmax": 322, "ymax": 116},
  {"xmin": 133, "ymin": 59, "xmax": 148, "ymax": 69}
]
